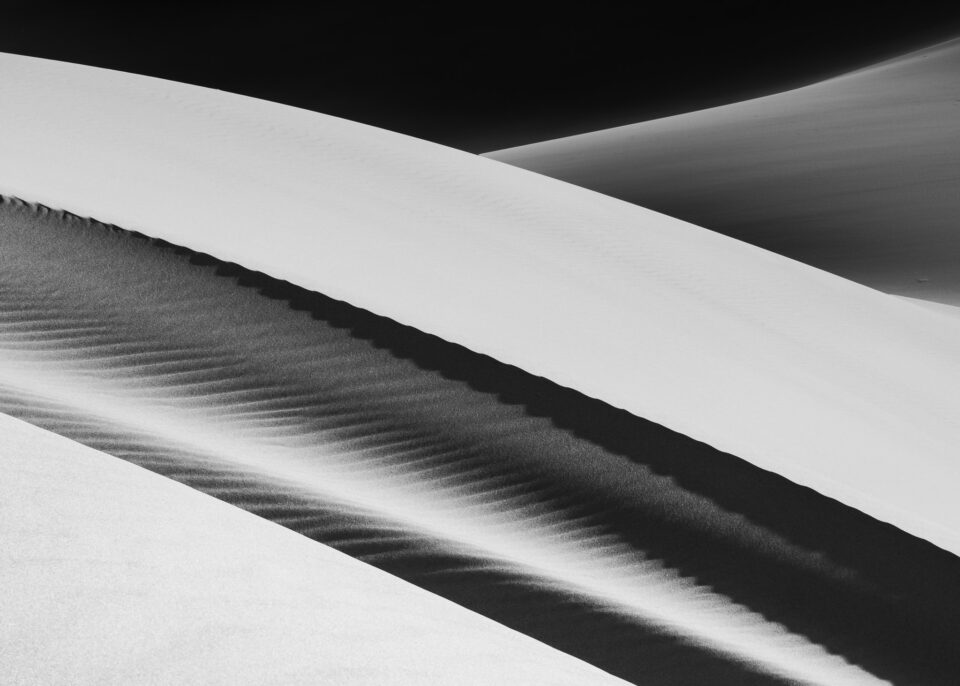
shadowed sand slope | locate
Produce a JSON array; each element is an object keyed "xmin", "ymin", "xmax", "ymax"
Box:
[
  {"xmin": 488, "ymin": 39, "xmax": 960, "ymax": 306},
  {"xmin": 4, "ymin": 54, "xmax": 960, "ymax": 557},
  {"xmin": 0, "ymin": 413, "xmax": 626, "ymax": 686},
  {"xmin": 3, "ymin": 200, "xmax": 960, "ymax": 685}
]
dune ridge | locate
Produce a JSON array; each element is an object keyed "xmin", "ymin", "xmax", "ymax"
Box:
[
  {"xmin": 0, "ymin": 412, "xmax": 629, "ymax": 685},
  {"xmin": 487, "ymin": 39, "xmax": 960, "ymax": 306},
  {"xmin": 3, "ymin": 54, "xmax": 960, "ymax": 560},
  {"xmin": 2, "ymin": 199, "xmax": 959, "ymax": 684}
]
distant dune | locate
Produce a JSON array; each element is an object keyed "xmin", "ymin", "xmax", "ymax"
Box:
[
  {"xmin": 0, "ymin": 413, "xmax": 625, "ymax": 685},
  {"xmin": 488, "ymin": 39, "xmax": 960, "ymax": 306}
]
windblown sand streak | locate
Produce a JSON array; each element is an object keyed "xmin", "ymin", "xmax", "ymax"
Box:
[{"xmin": 2, "ymin": 198, "xmax": 958, "ymax": 685}]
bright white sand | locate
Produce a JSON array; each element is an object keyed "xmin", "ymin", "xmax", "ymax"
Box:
[
  {"xmin": 1, "ymin": 51, "xmax": 960, "ymax": 568},
  {"xmin": 0, "ymin": 412, "xmax": 625, "ymax": 685}
]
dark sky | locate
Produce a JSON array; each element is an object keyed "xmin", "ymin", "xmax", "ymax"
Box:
[{"xmin": 3, "ymin": 1, "xmax": 960, "ymax": 151}]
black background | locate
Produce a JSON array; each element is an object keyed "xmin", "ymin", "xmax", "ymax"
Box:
[{"xmin": 3, "ymin": 1, "xmax": 960, "ymax": 151}]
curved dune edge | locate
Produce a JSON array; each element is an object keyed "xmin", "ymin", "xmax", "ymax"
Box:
[
  {"xmin": 2, "ymin": 54, "xmax": 960, "ymax": 561},
  {"xmin": 897, "ymin": 296, "xmax": 960, "ymax": 319},
  {"xmin": 487, "ymin": 39, "xmax": 960, "ymax": 306},
  {"xmin": 3, "ymin": 200, "xmax": 959, "ymax": 685},
  {"xmin": 0, "ymin": 411, "xmax": 626, "ymax": 686}
]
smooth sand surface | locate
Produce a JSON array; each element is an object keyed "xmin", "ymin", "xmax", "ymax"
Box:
[
  {"xmin": 489, "ymin": 39, "xmax": 960, "ymax": 306},
  {"xmin": 2, "ymin": 53, "xmax": 960, "ymax": 560},
  {"xmin": 0, "ymin": 411, "xmax": 627, "ymax": 686},
  {"xmin": 897, "ymin": 296, "xmax": 960, "ymax": 319},
  {"xmin": 4, "ymin": 200, "xmax": 960, "ymax": 684}
]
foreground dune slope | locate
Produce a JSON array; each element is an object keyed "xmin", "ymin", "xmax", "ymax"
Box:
[
  {"xmin": 3, "ymin": 54, "xmax": 960, "ymax": 559},
  {"xmin": 2, "ymin": 201, "xmax": 960, "ymax": 685},
  {"xmin": 488, "ymin": 39, "xmax": 960, "ymax": 305},
  {"xmin": 0, "ymin": 413, "xmax": 625, "ymax": 686}
]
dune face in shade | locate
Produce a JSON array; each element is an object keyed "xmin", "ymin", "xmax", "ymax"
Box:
[
  {"xmin": 489, "ymin": 39, "xmax": 960, "ymax": 307},
  {"xmin": 3, "ymin": 201, "xmax": 960, "ymax": 685},
  {"xmin": 0, "ymin": 414, "xmax": 628, "ymax": 686}
]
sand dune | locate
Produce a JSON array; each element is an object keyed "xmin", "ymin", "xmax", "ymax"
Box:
[
  {"xmin": 0, "ymin": 412, "xmax": 626, "ymax": 685},
  {"xmin": 3, "ymin": 53, "xmax": 960, "ymax": 561},
  {"xmin": 488, "ymin": 39, "xmax": 960, "ymax": 306},
  {"xmin": 6, "ymin": 51, "xmax": 960, "ymax": 685},
  {"xmin": 2, "ymin": 199, "xmax": 960, "ymax": 684}
]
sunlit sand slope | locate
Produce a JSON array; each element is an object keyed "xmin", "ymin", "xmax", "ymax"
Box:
[
  {"xmin": 3, "ymin": 200, "xmax": 959, "ymax": 685},
  {"xmin": 2, "ymin": 54, "xmax": 960, "ymax": 558},
  {"xmin": 0, "ymin": 413, "xmax": 626, "ymax": 686},
  {"xmin": 488, "ymin": 40, "xmax": 960, "ymax": 305}
]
